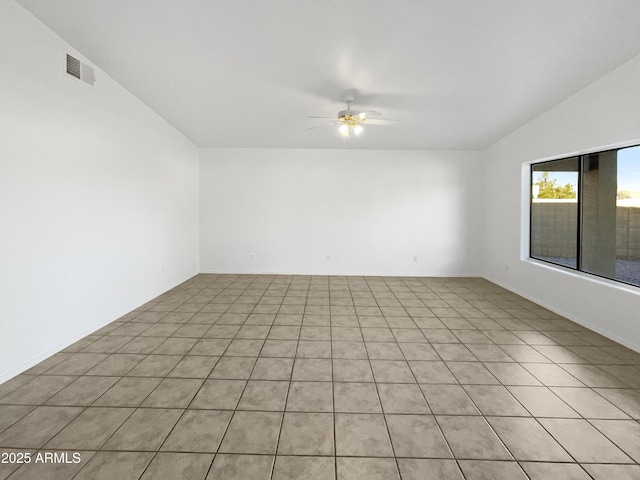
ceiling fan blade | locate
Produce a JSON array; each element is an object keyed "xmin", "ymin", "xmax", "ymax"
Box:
[
  {"xmin": 353, "ymin": 92, "xmax": 431, "ymax": 112},
  {"xmin": 358, "ymin": 110, "xmax": 381, "ymax": 119},
  {"xmin": 363, "ymin": 118, "xmax": 397, "ymax": 125},
  {"xmin": 307, "ymin": 122, "xmax": 336, "ymax": 131}
]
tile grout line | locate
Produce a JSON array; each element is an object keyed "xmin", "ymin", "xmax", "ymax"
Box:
[
  {"xmin": 1, "ymin": 274, "xmax": 639, "ymax": 478},
  {"xmin": 400, "ymin": 279, "xmax": 621, "ymax": 474},
  {"xmin": 330, "ymin": 277, "xmax": 339, "ymax": 479},
  {"xmin": 72, "ymin": 277, "xmax": 239, "ymax": 479},
  {"xmin": 382, "ymin": 276, "xmax": 469, "ymax": 480},
  {"xmin": 394, "ymin": 277, "xmax": 526, "ymax": 480},
  {"xmin": 134, "ymin": 277, "xmax": 251, "ymax": 480},
  {"xmin": 202, "ymin": 275, "xmax": 283, "ymax": 479},
  {"xmin": 267, "ymin": 275, "xmax": 306, "ymax": 479},
  {"xmin": 113, "ymin": 275, "xmax": 257, "ymax": 480},
  {"xmin": 358, "ymin": 276, "xmax": 405, "ymax": 479}
]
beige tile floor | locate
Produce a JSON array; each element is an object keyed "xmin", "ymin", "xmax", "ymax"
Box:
[{"xmin": 0, "ymin": 274, "xmax": 639, "ymax": 479}]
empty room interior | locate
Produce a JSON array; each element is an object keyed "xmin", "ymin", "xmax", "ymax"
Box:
[{"xmin": 2, "ymin": 1, "xmax": 640, "ymax": 479}]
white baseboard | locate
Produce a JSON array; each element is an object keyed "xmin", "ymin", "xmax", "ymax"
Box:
[
  {"xmin": 198, "ymin": 269, "xmax": 482, "ymax": 278},
  {"xmin": 0, "ymin": 327, "xmax": 100, "ymax": 384},
  {"xmin": 4, "ymin": 270, "xmax": 636, "ymax": 387},
  {"xmin": 0, "ymin": 271, "xmax": 198, "ymax": 385},
  {"xmin": 484, "ymin": 274, "xmax": 640, "ymax": 354}
]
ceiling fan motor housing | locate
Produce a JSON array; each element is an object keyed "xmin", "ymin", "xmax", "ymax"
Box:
[
  {"xmin": 338, "ymin": 109, "xmax": 358, "ymax": 118},
  {"xmin": 338, "ymin": 110, "xmax": 363, "ymax": 126}
]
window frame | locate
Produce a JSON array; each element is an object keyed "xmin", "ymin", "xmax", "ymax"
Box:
[{"xmin": 528, "ymin": 142, "xmax": 640, "ymax": 289}]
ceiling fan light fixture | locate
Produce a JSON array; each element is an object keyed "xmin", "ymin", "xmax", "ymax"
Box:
[{"xmin": 309, "ymin": 95, "xmax": 393, "ymax": 138}]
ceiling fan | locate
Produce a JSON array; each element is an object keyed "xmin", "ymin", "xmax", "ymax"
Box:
[{"xmin": 308, "ymin": 94, "xmax": 396, "ymax": 138}]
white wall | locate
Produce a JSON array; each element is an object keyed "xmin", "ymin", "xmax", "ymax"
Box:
[
  {"xmin": 0, "ymin": 2, "xmax": 200, "ymax": 382},
  {"xmin": 483, "ymin": 54, "xmax": 640, "ymax": 351},
  {"xmin": 200, "ymin": 148, "xmax": 482, "ymax": 276}
]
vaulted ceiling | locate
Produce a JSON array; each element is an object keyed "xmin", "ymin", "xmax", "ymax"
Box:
[{"xmin": 16, "ymin": 0, "xmax": 640, "ymax": 149}]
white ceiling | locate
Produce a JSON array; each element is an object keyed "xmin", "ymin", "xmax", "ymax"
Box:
[{"xmin": 16, "ymin": 0, "xmax": 640, "ymax": 149}]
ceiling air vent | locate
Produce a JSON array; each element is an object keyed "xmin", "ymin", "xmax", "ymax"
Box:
[{"xmin": 66, "ymin": 54, "xmax": 95, "ymax": 86}]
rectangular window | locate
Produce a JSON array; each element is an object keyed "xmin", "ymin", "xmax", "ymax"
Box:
[
  {"xmin": 530, "ymin": 144, "xmax": 640, "ymax": 288},
  {"xmin": 531, "ymin": 157, "xmax": 579, "ymax": 268}
]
